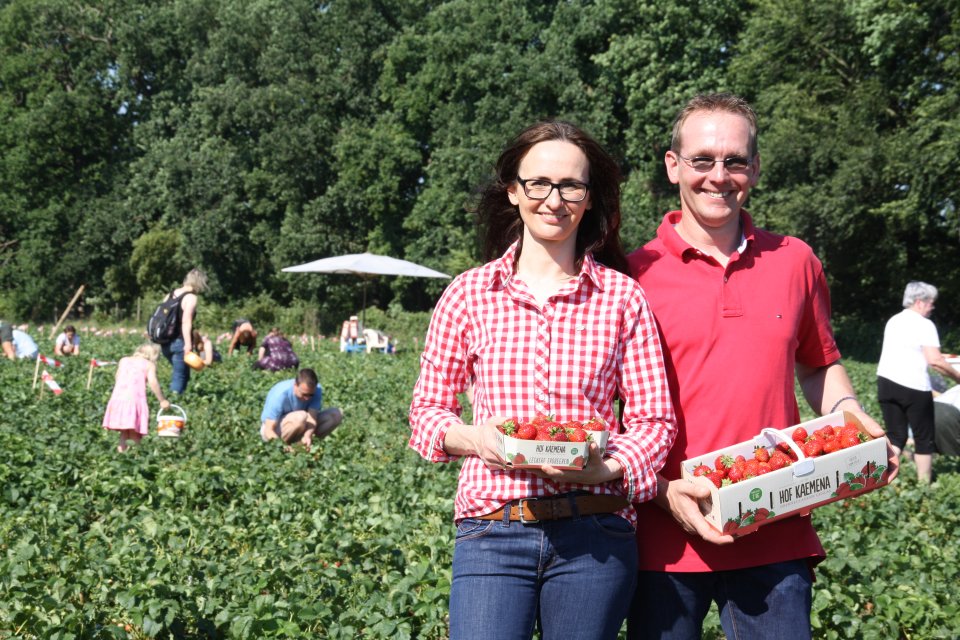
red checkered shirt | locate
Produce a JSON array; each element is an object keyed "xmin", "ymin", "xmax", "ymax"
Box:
[{"xmin": 409, "ymin": 243, "xmax": 676, "ymax": 527}]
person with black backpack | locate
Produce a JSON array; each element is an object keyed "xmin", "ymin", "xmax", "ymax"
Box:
[{"xmin": 154, "ymin": 268, "xmax": 208, "ymax": 395}]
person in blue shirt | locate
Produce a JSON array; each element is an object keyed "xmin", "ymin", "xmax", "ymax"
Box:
[
  {"xmin": 259, "ymin": 368, "xmax": 343, "ymax": 450},
  {"xmin": 12, "ymin": 329, "xmax": 38, "ymax": 360}
]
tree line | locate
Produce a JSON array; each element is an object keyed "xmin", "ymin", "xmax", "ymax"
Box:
[{"xmin": 1, "ymin": 0, "xmax": 957, "ymax": 345}]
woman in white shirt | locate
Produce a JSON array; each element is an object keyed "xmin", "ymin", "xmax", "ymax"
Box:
[{"xmin": 877, "ymin": 281, "xmax": 960, "ymax": 482}]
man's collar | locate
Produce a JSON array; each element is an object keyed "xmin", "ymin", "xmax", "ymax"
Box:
[{"xmin": 659, "ymin": 210, "xmax": 756, "ymax": 258}]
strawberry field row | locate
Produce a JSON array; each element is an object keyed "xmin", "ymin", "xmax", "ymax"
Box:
[{"xmin": 0, "ymin": 335, "xmax": 957, "ymax": 638}]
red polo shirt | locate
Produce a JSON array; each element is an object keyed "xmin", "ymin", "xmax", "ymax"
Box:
[{"xmin": 628, "ymin": 211, "xmax": 834, "ymax": 572}]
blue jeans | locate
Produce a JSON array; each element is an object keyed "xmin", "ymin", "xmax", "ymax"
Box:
[
  {"xmin": 628, "ymin": 559, "xmax": 813, "ymax": 640},
  {"xmin": 449, "ymin": 511, "xmax": 637, "ymax": 640},
  {"xmin": 161, "ymin": 338, "xmax": 189, "ymax": 394}
]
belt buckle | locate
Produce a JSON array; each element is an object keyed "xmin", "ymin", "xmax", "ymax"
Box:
[{"xmin": 518, "ymin": 498, "xmax": 539, "ymax": 524}]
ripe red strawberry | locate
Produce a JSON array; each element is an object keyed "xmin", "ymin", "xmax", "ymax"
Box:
[
  {"xmin": 548, "ymin": 426, "xmax": 568, "ymax": 442},
  {"xmin": 692, "ymin": 464, "xmax": 712, "ymax": 477},
  {"xmin": 792, "ymin": 427, "xmax": 808, "ymax": 442},
  {"xmin": 726, "ymin": 465, "xmax": 744, "ymax": 483},
  {"xmin": 530, "ymin": 415, "xmax": 558, "ymax": 434},
  {"xmin": 583, "ymin": 417, "xmax": 606, "ymax": 431},
  {"xmin": 496, "ymin": 419, "xmax": 517, "ymax": 435},
  {"xmin": 757, "ymin": 462, "xmax": 772, "ymax": 475},
  {"xmin": 515, "ymin": 422, "xmax": 537, "ymax": 440},
  {"xmin": 822, "ymin": 439, "xmax": 841, "ymax": 454},
  {"xmin": 715, "ymin": 454, "xmax": 734, "ymax": 471},
  {"xmin": 705, "ymin": 470, "xmax": 725, "ymax": 488},
  {"xmin": 840, "ymin": 424, "xmax": 860, "ymax": 440},
  {"xmin": 567, "ymin": 426, "xmax": 588, "ymax": 442},
  {"xmin": 536, "ymin": 426, "xmax": 552, "ymax": 441},
  {"xmin": 743, "ymin": 459, "xmax": 760, "ymax": 478},
  {"xmin": 817, "ymin": 426, "xmax": 837, "ymax": 442},
  {"xmin": 840, "ymin": 433, "xmax": 861, "ymax": 449},
  {"xmin": 802, "ymin": 439, "xmax": 824, "ymax": 457},
  {"xmin": 775, "ymin": 441, "xmax": 794, "ymax": 455},
  {"xmin": 734, "ymin": 454, "xmax": 747, "ymax": 466},
  {"xmin": 754, "ymin": 446, "xmax": 770, "ymax": 463},
  {"xmin": 768, "ymin": 451, "xmax": 790, "ymax": 470}
]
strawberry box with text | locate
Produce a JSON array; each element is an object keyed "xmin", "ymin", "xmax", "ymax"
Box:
[
  {"xmin": 497, "ymin": 429, "xmax": 609, "ymax": 470},
  {"xmin": 681, "ymin": 411, "xmax": 892, "ymax": 536}
]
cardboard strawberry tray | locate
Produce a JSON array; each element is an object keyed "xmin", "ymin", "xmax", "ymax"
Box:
[
  {"xmin": 681, "ymin": 411, "xmax": 892, "ymax": 536},
  {"xmin": 495, "ymin": 421, "xmax": 610, "ymax": 471}
]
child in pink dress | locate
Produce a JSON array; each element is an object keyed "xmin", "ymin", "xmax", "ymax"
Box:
[{"xmin": 102, "ymin": 343, "xmax": 170, "ymax": 452}]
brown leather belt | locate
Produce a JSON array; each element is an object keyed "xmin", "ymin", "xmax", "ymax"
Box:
[{"xmin": 477, "ymin": 494, "xmax": 629, "ymax": 523}]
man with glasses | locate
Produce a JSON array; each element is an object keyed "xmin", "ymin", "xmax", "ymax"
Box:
[
  {"xmin": 260, "ymin": 368, "xmax": 342, "ymax": 450},
  {"xmin": 626, "ymin": 93, "xmax": 898, "ymax": 639}
]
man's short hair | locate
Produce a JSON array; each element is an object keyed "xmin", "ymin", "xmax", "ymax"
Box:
[
  {"xmin": 296, "ymin": 368, "xmax": 318, "ymax": 388},
  {"xmin": 903, "ymin": 281, "xmax": 937, "ymax": 308},
  {"xmin": 671, "ymin": 92, "xmax": 759, "ymax": 157}
]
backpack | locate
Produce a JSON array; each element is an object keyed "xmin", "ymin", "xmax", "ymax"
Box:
[{"xmin": 147, "ymin": 290, "xmax": 184, "ymax": 344}]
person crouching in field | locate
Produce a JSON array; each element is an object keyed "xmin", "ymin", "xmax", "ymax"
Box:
[
  {"xmin": 103, "ymin": 344, "xmax": 170, "ymax": 452},
  {"xmin": 260, "ymin": 368, "xmax": 342, "ymax": 451},
  {"xmin": 54, "ymin": 325, "xmax": 81, "ymax": 356},
  {"xmin": 228, "ymin": 319, "xmax": 257, "ymax": 356},
  {"xmin": 408, "ymin": 120, "xmax": 677, "ymax": 640},
  {"xmin": 253, "ymin": 327, "xmax": 300, "ymax": 372},
  {"xmin": 191, "ymin": 330, "xmax": 221, "ymax": 366}
]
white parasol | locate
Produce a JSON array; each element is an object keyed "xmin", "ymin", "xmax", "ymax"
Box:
[{"xmin": 282, "ymin": 252, "xmax": 451, "ymax": 328}]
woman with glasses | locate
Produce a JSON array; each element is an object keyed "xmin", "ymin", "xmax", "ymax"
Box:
[{"xmin": 408, "ymin": 120, "xmax": 677, "ymax": 640}]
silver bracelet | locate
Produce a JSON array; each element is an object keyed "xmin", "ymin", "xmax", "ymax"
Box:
[{"xmin": 829, "ymin": 395, "xmax": 860, "ymax": 414}]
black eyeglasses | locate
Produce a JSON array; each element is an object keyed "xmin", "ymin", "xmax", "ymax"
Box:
[
  {"xmin": 516, "ymin": 178, "xmax": 590, "ymax": 202},
  {"xmin": 676, "ymin": 154, "xmax": 753, "ymax": 173}
]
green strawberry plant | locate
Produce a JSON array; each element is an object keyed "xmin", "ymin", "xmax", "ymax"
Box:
[{"xmin": 0, "ymin": 332, "xmax": 957, "ymax": 638}]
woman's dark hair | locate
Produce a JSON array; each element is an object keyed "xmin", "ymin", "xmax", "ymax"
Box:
[{"xmin": 475, "ymin": 120, "xmax": 628, "ymax": 275}]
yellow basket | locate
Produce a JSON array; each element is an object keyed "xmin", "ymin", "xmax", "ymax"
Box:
[{"xmin": 157, "ymin": 404, "xmax": 187, "ymax": 438}]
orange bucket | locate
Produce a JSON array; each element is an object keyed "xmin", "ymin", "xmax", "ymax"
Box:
[{"xmin": 157, "ymin": 404, "xmax": 187, "ymax": 438}]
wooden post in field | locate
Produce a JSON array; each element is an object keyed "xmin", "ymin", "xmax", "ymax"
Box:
[
  {"xmin": 48, "ymin": 284, "xmax": 85, "ymax": 339},
  {"xmin": 32, "ymin": 354, "xmax": 41, "ymax": 389},
  {"xmin": 311, "ymin": 335, "xmax": 315, "ymax": 352},
  {"xmin": 86, "ymin": 359, "xmax": 95, "ymax": 390}
]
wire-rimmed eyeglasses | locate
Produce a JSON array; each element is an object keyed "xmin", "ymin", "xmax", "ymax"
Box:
[{"xmin": 676, "ymin": 153, "xmax": 754, "ymax": 173}]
